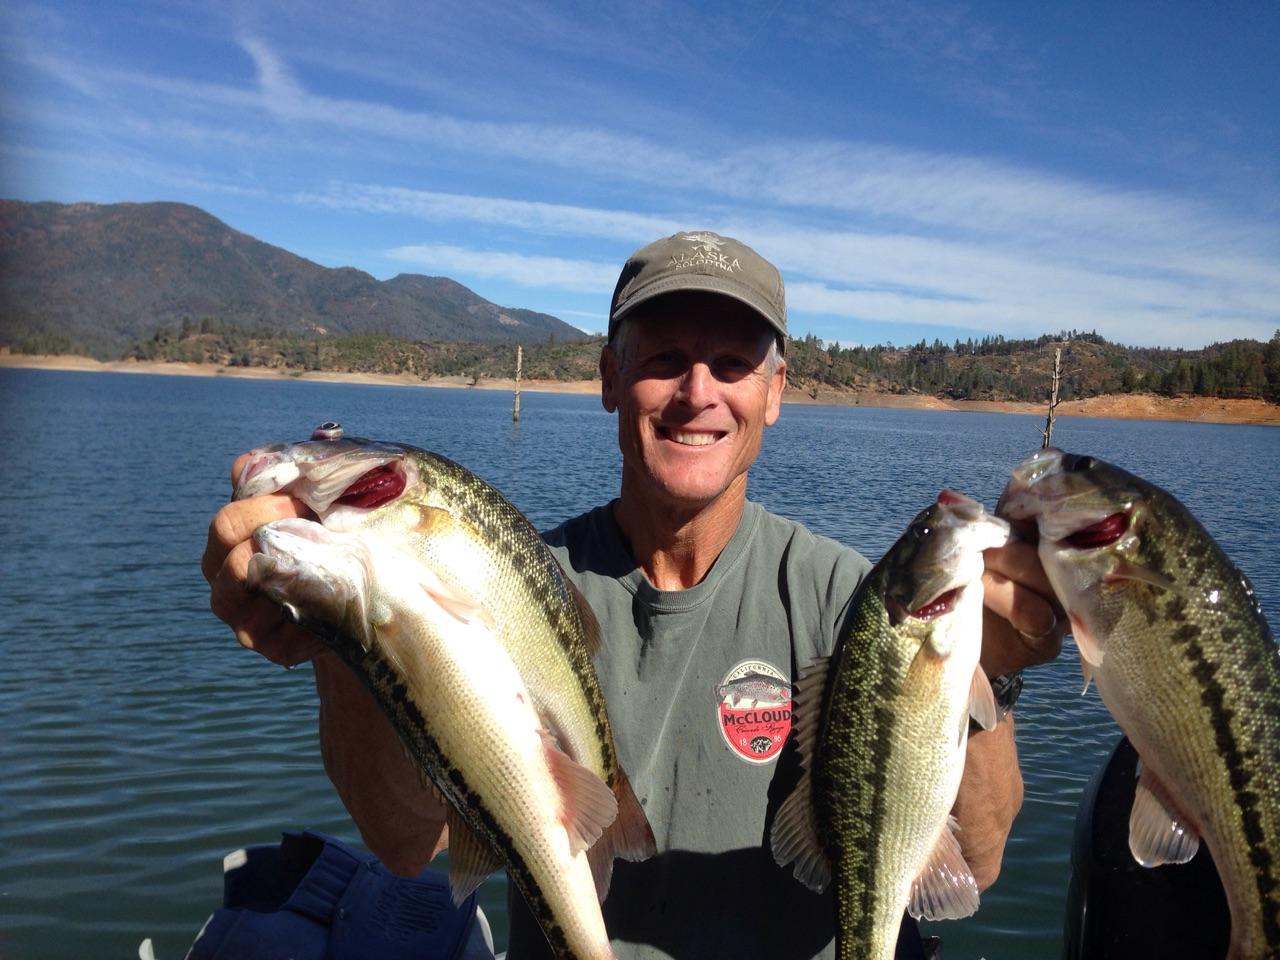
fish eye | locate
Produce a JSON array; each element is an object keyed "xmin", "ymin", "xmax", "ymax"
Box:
[
  {"xmin": 1062, "ymin": 454, "xmax": 1095, "ymax": 473},
  {"xmin": 311, "ymin": 422, "xmax": 345, "ymax": 440}
]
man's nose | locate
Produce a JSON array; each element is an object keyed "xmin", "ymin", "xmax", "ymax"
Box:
[{"xmin": 677, "ymin": 361, "xmax": 716, "ymax": 407}]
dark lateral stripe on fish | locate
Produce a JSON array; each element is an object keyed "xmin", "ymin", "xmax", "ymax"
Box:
[
  {"xmin": 1164, "ymin": 590, "xmax": 1280, "ymax": 945},
  {"xmin": 818, "ymin": 575, "xmax": 904, "ymax": 950},
  {"xmin": 336, "ymin": 638, "xmax": 575, "ymax": 958},
  {"xmin": 421, "ymin": 451, "xmax": 620, "ymax": 778}
]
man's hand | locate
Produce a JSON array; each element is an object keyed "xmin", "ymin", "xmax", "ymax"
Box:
[
  {"xmin": 203, "ymin": 453, "xmax": 448, "ymax": 874},
  {"xmin": 979, "ymin": 538, "xmax": 1067, "ymax": 678},
  {"xmin": 202, "ymin": 454, "xmax": 321, "ymax": 665}
]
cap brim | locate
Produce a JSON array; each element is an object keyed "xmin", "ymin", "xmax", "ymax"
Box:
[{"xmin": 610, "ymin": 274, "xmax": 787, "ymax": 346}]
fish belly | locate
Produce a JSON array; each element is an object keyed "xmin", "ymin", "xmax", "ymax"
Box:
[
  {"xmin": 377, "ymin": 612, "xmax": 612, "ymax": 960},
  {"xmin": 1093, "ymin": 607, "xmax": 1280, "ymax": 959}
]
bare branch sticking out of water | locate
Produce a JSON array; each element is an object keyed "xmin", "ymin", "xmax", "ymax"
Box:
[{"xmin": 1042, "ymin": 347, "xmax": 1062, "ymax": 449}]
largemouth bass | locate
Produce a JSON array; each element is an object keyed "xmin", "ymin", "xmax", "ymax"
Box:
[
  {"xmin": 999, "ymin": 448, "xmax": 1280, "ymax": 960},
  {"xmin": 249, "ymin": 519, "xmax": 615, "ymax": 959},
  {"xmin": 771, "ymin": 491, "xmax": 1007, "ymax": 960},
  {"xmin": 236, "ymin": 423, "xmax": 655, "ymax": 957}
]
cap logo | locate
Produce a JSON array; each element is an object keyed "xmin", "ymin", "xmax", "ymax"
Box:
[{"xmin": 669, "ymin": 233, "xmax": 741, "ymax": 274}]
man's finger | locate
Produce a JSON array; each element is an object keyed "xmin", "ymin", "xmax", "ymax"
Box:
[
  {"xmin": 209, "ymin": 551, "xmax": 322, "ymax": 665},
  {"xmin": 983, "ymin": 540, "xmax": 1055, "ymax": 599},
  {"xmin": 983, "ymin": 569, "xmax": 1062, "ymax": 645},
  {"xmin": 202, "ymin": 495, "xmax": 310, "ymax": 584},
  {"xmin": 229, "ymin": 451, "xmax": 253, "ymax": 489}
]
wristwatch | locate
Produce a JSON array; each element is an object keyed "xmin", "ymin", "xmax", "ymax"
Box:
[{"xmin": 990, "ymin": 671, "xmax": 1024, "ymax": 719}]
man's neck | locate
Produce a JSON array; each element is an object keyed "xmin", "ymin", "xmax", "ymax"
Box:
[{"xmin": 611, "ymin": 476, "xmax": 748, "ymax": 591}]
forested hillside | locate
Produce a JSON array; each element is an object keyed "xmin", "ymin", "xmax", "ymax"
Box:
[{"xmin": 118, "ymin": 319, "xmax": 1280, "ymax": 403}]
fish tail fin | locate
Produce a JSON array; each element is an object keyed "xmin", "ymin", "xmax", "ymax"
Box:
[{"xmin": 587, "ymin": 769, "xmax": 656, "ymax": 902}]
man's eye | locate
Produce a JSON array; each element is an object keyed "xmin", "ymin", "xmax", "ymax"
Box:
[
  {"xmin": 715, "ymin": 357, "xmax": 755, "ymax": 379},
  {"xmin": 645, "ymin": 351, "xmax": 683, "ymax": 370}
]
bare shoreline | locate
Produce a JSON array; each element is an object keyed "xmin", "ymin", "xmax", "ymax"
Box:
[{"xmin": 3, "ymin": 353, "xmax": 1276, "ymax": 426}]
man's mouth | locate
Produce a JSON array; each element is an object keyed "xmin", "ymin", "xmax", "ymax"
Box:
[{"xmin": 658, "ymin": 426, "xmax": 725, "ymax": 447}]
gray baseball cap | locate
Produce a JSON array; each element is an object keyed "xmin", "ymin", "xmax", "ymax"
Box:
[{"xmin": 608, "ymin": 231, "xmax": 787, "ymax": 353}]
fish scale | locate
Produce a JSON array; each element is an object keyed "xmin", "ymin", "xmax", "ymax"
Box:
[
  {"xmin": 1001, "ymin": 449, "xmax": 1280, "ymax": 960},
  {"xmin": 393, "ymin": 448, "xmax": 619, "ymax": 772}
]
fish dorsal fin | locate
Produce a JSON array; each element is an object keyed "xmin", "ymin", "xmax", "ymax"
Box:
[
  {"xmin": 414, "ymin": 563, "xmax": 496, "ymax": 629},
  {"xmin": 587, "ymin": 768, "xmax": 657, "ymax": 902},
  {"xmin": 1128, "ymin": 762, "xmax": 1200, "ymax": 867},
  {"xmin": 558, "ymin": 558, "xmax": 602, "ymax": 656},
  {"xmin": 908, "ymin": 816, "xmax": 980, "ymax": 921},
  {"xmin": 444, "ymin": 808, "xmax": 503, "ymax": 906},
  {"xmin": 769, "ymin": 657, "xmax": 833, "ymax": 892},
  {"xmin": 1105, "ymin": 558, "xmax": 1178, "ymax": 593},
  {"xmin": 968, "ymin": 665, "xmax": 997, "ymax": 732},
  {"xmin": 539, "ymin": 729, "xmax": 618, "ymax": 857},
  {"xmin": 1069, "ymin": 612, "xmax": 1105, "ymax": 678}
]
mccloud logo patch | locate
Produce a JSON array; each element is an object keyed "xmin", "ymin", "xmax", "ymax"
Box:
[{"xmin": 716, "ymin": 659, "xmax": 792, "ymax": 764}]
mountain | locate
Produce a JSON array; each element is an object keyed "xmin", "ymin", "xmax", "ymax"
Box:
[{"xmin": 0, "ymin": 200, "xmax": 589, "ymax": 357}]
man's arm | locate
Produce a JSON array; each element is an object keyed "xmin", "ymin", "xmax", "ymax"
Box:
[
  {"xmin": 203, "ymin": 454, "xmax": 447, "ymax": 875},
  {"xmin": 951, "ymin": 537, "xmax": 1066, "ymax": 889}
]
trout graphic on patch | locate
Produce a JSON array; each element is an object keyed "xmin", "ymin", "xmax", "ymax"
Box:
[{"xmin": 717, "ymin": 672, "xmax": 794, "ymax": 708}]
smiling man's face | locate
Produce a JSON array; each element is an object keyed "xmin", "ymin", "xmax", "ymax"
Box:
[{"xmin": 602, "ymin": 293, "xmax": 786, "ymax": 516}]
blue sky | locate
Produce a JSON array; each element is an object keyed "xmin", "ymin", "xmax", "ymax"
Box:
[{"xmin": 2, "ymin": 0, "xmax": 1277, "ymax": 349}]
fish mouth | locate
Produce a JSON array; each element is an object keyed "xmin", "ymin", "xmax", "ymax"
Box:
[
  {"xmin": 249, "ymin": 518, "xmax": 372, "ymax": 633},
  {"xmin": 888, "ymin": 492, "xmax": 1009, "ymax": 623},
  {"xmin": 888, "ymin": 586, "xmax": 963, "ymax": 624},
  {"xmin": 235, "ymin": 437, "xmax": 409, "ymax": 512},
  {"xmin": 997, "ymin": 448, "xmax": 1137, "ymax": 547},
  {"xmin": 996, "ymin": 448, "xmax": 1066, "ymax": 519}
]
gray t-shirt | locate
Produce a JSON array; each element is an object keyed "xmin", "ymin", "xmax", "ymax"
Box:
[{"xmin": 506, "ymin": 499, "xmax": 870, "ymax": 960}]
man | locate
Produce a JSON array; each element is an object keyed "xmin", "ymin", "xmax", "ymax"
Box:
[{"xmin": 203, "ymin": 231, "xmax": 1065, "ymax": 958}]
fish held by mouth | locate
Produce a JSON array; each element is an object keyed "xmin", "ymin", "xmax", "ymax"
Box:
[
  {"xmin": 772, "ymin": 490, "xmax": 1008, "ymax": 960},
  {"xmin": 237, "ymin": 423, "xmax": 656, "ymax": 956},
  {"xmin": 999, "ymin": 447, "xmax": 1280, "ymax": 960}
]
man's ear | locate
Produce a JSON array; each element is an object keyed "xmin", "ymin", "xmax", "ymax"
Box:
[
  {"xmin": 765, "ymin": 359, "xmax": 786, "ymax": 427},
  {"xmin": 600, "ymin": 346, "xmax": 619, "ymax": 413}
]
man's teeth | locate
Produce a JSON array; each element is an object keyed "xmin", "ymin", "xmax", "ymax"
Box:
[{"xmin": 669, "ymin": 431, "xmax": 719, "ymax": 446}]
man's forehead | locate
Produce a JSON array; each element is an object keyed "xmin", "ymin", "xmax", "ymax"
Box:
[{"xmin": 627, "ymin": 294, "xmax": 776, "ymax": 348}]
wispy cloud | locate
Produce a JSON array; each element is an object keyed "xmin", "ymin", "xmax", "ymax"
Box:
[
  {"xmin": 385, "ymin": 244, "xmax": 618, "ymax": 292},
  {"xmin": 5, "ymin": 18, "xmax": 1277, "ymax": 349},
  {"xmin": 298, "ymin": 182, "xmax": 680, "ymax": 243}
]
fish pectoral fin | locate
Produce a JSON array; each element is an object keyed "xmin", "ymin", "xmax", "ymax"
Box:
[
  {"xmin": 1104, "ymin": 558, "xmax": 1178, "ymax": 593},
  {"xmin": 444, "ymin": 809, "xmax": 503, "ymax": 906},
  {"xmin": 587, "ymin": 767, "xmax": 657, "ymax": 902},
  {"xmin": 908, "ymin": 817, "xmax": 980, "ymax": 921},
  {"xmin": 968, "ymin": 665, "xmax": 998, "ymax": 732},
  {"xmin": 1128, "ymin": 763, "xmax": 1201, "ymax": 867},
  {"xmin": 540, "ymin": 730, "xmax": 618, "ymax": 857},
  {"xmin": 769, "ymin": 766, "xmax": 832, "ymax": 892},
  {"xmin": 413, "ymin": 564, "xmax": 496, "ymax": 629},
  {"xmin": 790, "ymin": 657, "xmax": 831, "ymax": 764},
  {"xmin": 768, "ymin": 655, "xmax": 833, "ymax": 892},
  {"xmin": 1069, "ymin": 612, "xmax": 1105, "ymax": 677}
]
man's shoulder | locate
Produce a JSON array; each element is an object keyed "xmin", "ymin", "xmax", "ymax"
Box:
[
  {"xmin": 746, "ymin": 501, "xmax": 871, "ymax": 593},
  {"xmin": 749, "ymin": 502, "xmax": 866, "ymax": 564},
  {"xmin": 541, "ymin": 503, "xmax": 608, "ymax": 551}
]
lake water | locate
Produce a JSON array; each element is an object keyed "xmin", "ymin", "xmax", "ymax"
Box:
[{"xmin": 0, "ymin": 368, "xmax": 1276, "ymax": 960}]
